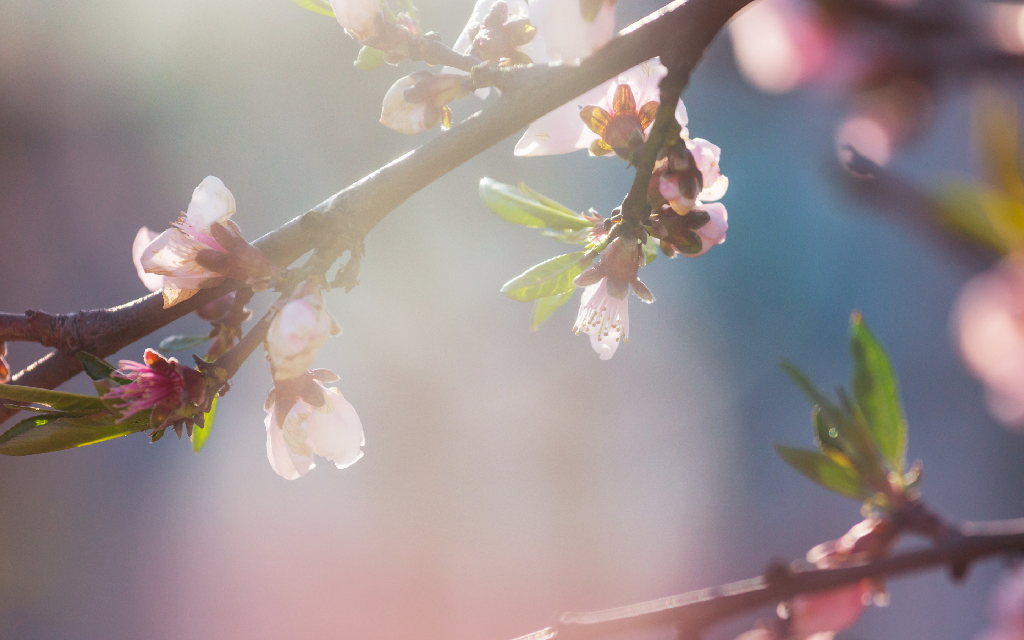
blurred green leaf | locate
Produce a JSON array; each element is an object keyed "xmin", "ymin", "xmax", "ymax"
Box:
[
  {"xmin": 0, "ymin": 383, "xmax": 108, "ymax": 414},
  {"xmin": 191, "ymin": 396, "xmax": 217, "ymax": 453},
  {"xmin": 0, "ymin": 411, "xmax": 150, "ymax": 456},
  {"xmin": 850, "ymin": 313, "xmax": 907, "ymax": 472},
  {"xmin": 775, "ymin": 444, "xmax": 869, "ymax": 500},
  {"xmin": 158, "ymin": 335, "xmax": 211, "ymax": 352},
  {"xmin": 480, "ymin": 178, "xmax": 593, "ymax": 231},
  {"xmin": 642, "ymin": 235, "xmax": 658, "ymax": 265},
  {"xmin": 542, "ymin": 228, "xmax": 592, "ymax": 245},
  {"xmin": 355, "ymin": 46, "xmax": 387, "ymax": 71},
  {"xmin": 530, "ymin": 290, "xmax": 576, "ymax": 331},
  {"xmin": 937, "ymin": 182, "xmax": 1021, "ymax": 254},
  {"xmin": 501, "ymin": 252, "xmax": 591, "ymax": 302},
  {"xmin": 290, "ymin": 0, "xmax": 335, "ymax": 17}
]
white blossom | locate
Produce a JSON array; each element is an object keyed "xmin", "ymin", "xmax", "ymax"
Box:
[
  {"xmin": 329, "ymin": 0, "xmax": 383, "ymax": 41},
  {"xmin": 265, "ymin": 384, "xmax": 364, "ymax": 480},
  {"xmin": 573, "ymin": 279, "xmax": 628, "ymax": 360},
  {"xmin": 266, "ymin": 287, "xmax": 339, "ymax": 381}
]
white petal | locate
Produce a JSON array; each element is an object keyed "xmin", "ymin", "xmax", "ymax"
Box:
[
  {"xmin": 162, "ymin": 286, "xmax": 202, "ymax": 308},
  {"xmin": 688, "ymin": 202, "xmax": 728, "ymax": 258},
  {"xmin": 185, "ymin": 176, "xmax": 235, "ymax": 231},
  {"xmin": 527, "ymin": 0, "xmax": 615, "ymax": 63},
  {"xmin": 140, "ymin": 227, "xmax": 218, "ymax": 281},
  {"xmin": 308, "ymin": 388, "xmax": 365, "ymax": 470},
  {"xmin": 266, "ymin": 406, "xmax": 308, "ymax": 480},
  {"xmin": 380, "ymin": 75, "xmax": 431, "ymax": 135},
  {"xmin": 132, "ymin": 227, "xmax": 165, "ymax": 293},
  {"xmin": 675, "ymin": 99, "xmax": 689, "ymax": 131},
  {"xmin": 573, "ymin": 280, "xmax": 628, "ymax": 360}
]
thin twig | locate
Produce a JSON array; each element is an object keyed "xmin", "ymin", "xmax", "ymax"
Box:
[
  {"xmin": 509, "ymin": 518, "xmax": 1024, "ymax": 640},
  {"xmin": 0, "ymin": 0, "xmax": 754, "ymax": 426}
]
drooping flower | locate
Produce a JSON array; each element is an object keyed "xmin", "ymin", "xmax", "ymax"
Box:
[
  {"xmin": 651, "ymin": 137, "xmax": 729, "ymax": 215},
  {"xmin": 265, "ymin": 373, "xmax": 364, "ymax": 481},
  {"xmin": 103, "ymin": 348, "xmax": 208, "ymax": 435},
  {"xmin": 329, "ymin": 0, "xmax": 384, "ymax": 42},
  {"xmin": 954, "ymin": 258, "xmax": 1024, "ymax": 427},
  {"xmin": 380, "ymin": 71, "xmax": 470, "ymax": 134},
  {"xmin": 266, "ymin": 283, "xmax": 340, "ymax": 381},
  {"xmin": 572, "ymin": 237, "xmax": 653, "ymax": 360},
  {"xmin": 515, "ymin": 58, "xmax": 686, "ymax": 158}
]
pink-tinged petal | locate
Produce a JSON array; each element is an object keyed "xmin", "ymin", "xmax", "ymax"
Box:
[
  {"xmin": 265, "ymin": 407, "xmax": 304, "ymax": 480},
  {"xmin": 184, "ymin": 176, "xmax": 235, "ymax": 231},
  {"xmin": 790, "ymin": 581, "xmax": 871, "ymax": 638},
  {"xmin": 267, "ymin": 288, "xmax": 338, "ymax": 381},
  {"xmin": 675, "ymin": 99, "xmax": 689, "ymax": 134},
  {"xmin": 132, "ymin": 227, "xmax": 165, "ymax": 293},
  {"xmin": 380, "ymin": 75, "xmax": 431, "ymax": 135},
  {"xmin": 686, "ymin": 202, "xmax": 728, "ymax": 258},
  {"xmin": 329, "ymin": 0, "xmax": 383, "ymax": 40},
  {"xmin": 573, "ymin": 279, "xmax": 629, "ymax": 360},
  {"xmin": 140, "ymin": 227, "xmax": 220, "ymax": 282},
  {"xmin": 515, "ymin": 103, "xmax": 596, "ymax": 155},
  {"xmin": 527, "ymin": 0, "xmax": 615, "ymax": 63},
  {"xmin": 307, "ymin": 388, "xmax": 365, "ymax": 470},
  {"xmin": 701, "ymin": 175, "xmax": 729, "ymax": 202}
]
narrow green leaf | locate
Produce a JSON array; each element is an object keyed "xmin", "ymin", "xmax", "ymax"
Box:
[
  {"xmin": 501, "ymin": 252, "xmax": 591, "ymax": 302},
  {"xmin": 936, "ymin": 182, "xmax": 1016, "ymax": 254},
  {"xmin": 517, "ymin": 182, "xmax": 579, "ymax": 217},
  {"xmin": 480, "ymin": 178, "xmax": 593, "ymax": 231},
  {"xmin": 530, "ymin": 289, "xmax": 576, "ymax": 331},
  {"xmin": 642, "ymin": 235, "xmax": 658, "ymax": 265},
  {"xmin": 542, "ymin": 228, "xmax": 592, "ymax": 245},
  {"xmin": 76, "ymin": 352, "xmax": 120, "ymax": 382},
  {"xmin": 191, "ymin": 396, "xmax": 217, "ymax": 453},
  {"xmin": 850, "ymin": 313, "xmax": 908, "ymax": 472},
  {"xmin": 0, "ymin": 383, "xmax": 107, "ymax": 413},
  {"xmin": 289, "ymin": 0, "xmax": 335, "ymax": 17},
  {"xmin": 158, "ymin": 335, "xmax": 210, "ymax": 352},
  {"xmin": 354, "ymin": 46, "xmax": 387, "ymax": 71},
  {"xmin": 775, "ymin": 444, "xmax": 869, "ymax": 500},
  {"xmin": 0, "ymin": 411, "xmax": 150, "ymax": 456}
]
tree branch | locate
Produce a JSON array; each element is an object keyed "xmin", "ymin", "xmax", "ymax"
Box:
[
  {"xmin": 509, "ymin": 518, "xmax": 1024, "ymax": 640},
  {"xmin": 0, "ymin": 0, "xmax": 753, "ymax": 426}
]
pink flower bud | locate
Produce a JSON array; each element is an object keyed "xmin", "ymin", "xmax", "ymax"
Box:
[
  {"xmin": 103, "ymin": 348, "xmax": 208, "ymax": 435},
  {"xmin": 266, "ymin": 286, "xmax": 339, "ymax": 381},
  {"xmin": 380, "ymin": 72, "xmax": 469, "ymax": 135}
]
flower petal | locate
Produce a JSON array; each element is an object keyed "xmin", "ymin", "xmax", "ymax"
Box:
[
  {"xmin": 132, "ymin": 227, "xmax": 165, "ymax": 293},
  {"xmin": 308, "ymin": 387, "xmax": 365, "ymax": 470},
  {"xmin": 185, "ymin": 176, "xmax": 236, "ymax": 231}
]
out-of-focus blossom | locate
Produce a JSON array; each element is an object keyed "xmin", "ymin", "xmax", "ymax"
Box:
[
  {"xmin": 523, "ymin": 0, "xmax": 616, "ymax": 64},
  {"xmin": 104, "ymin": 348, "xmax": 208, "ymax": 435},
  {"xmin": 0, "ymin": 342, "xmax": 9, "ymax": 384},
  {"xmin": 195, "ymin": 291, "xmax": 237, "ymax": 322},
  {"xmin": 985, "ymin": 3, "xmax": 1024, "ymax": 55},
  {"xmin": 728, "ymin": 0, "xmax": 834, "ymax": 94},
  {"xmin": 572, "ymin": 237, "xmax": 652, "ymax": 360},
  {"xmin": 515, "ymin": 58, "xmax": 686, "ymax": 157},
  {"xmin": 977, "ymin": 566, "xmax": 1024, "ymax": 640},
  {"xmin": 267, "ymin": 284, "xmax": 339, "ymax": 381},
  {"xmin": 265, "ymin": 377, "xmax": 364, "ymax": 481},
  {"xmin": 954, "ymin": 258, "xmax": 1024, "ymax": 426},
  {"xmin": 789, "ymin": 580, "xmax": 873, "ymax": 639},
  {"xmin": 138, "ymin": 176, "xmax": 238, "ymax": 308},
  {"xmin": 454, "ymin": 0, "xmax": 535, "ymax": 64},
  {"xmin": 329, "ymin": 0, "xmax": 383, "ymax": 41},
  {"xmin": 380, "ymin": 71, "xmax": 470, "ymax": 134}
]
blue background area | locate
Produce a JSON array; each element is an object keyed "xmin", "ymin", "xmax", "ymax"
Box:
[{"xmin": 1, "ymin": 1, "xmax": 1021, "ymax": 639}]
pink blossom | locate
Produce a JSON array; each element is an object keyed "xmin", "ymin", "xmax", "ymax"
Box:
[
  {"xmin": 329, "ymin": 0, "xmax": 383, "ymax": 41},
  {"xmin": 265, "ymin": 381, "xmax": 364, "ymax": 480},
  {"xmin": 789, "ymin": 580, "xmax": 872, "ymax": 639},
  {"xmin": 138, "ymin": 176, "xmax": 237, "ymax": 308},
  {"xmin": 515, "ymin": 58, "xmax": 688, "ymax": 157},
  {"xmin": 651, "ymin": 202, "xmax": 728, "ymax": 259},
  {"xmin": 380, "ymin": 72, "xmax": 469, "ymax": 134},
  {"xmin": 103, "ymin": 348, "xmax": 207, "ymax": 434},
  {"xmin": 954, "ymin": 258, "xmax": 1024, "ymax": 426},
  {"xmin": 266, "ymin": 285, "xmax": 340, "ymax": 381}
]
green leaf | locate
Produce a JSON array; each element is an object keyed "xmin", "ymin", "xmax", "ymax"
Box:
[
  {"xmin": 0, "ymin": 411, "xmax": 150, "ymax": 456},
  {"xmin": 850, "ymin": 313, "xmax": 908, "ymax": 472},
  {"xmin": 542, "ymin": 228, "xmax": 592, "ymax": 245},
  {"xmin": 191, "ymin": 396, "xmax": 217, "ymax": 453},
  {"xmin": 530, "ymin": 289, "xmax": 576, "ymax": 331},
  {"xmin": 936, "ymin": 182, "xmax": 1018, "ymax": 254},
  {"xmin": 642, "ymin": 234, "xmax": 658, "ymax": 265},
  {"xmin": 501, "ymin": 252, "xmax": 591, "ymax": 302},
  {"xmin": 780, "ymin": 362, "xmax": 890, "ymax": 492},
  {"xmin": 289, "ymin": 0, "xmax": 335, "ymax": 17},
  {"xmin": 480, "ymin": 178, "xmax": 593, "ymax": 231},
  {"xmin": 158, "ymin": 335, "xmax": 210, "ymax": 352},
  {"xmin": 354, "ymin": 46, "xmax": 387, "ymax": 72},
  {"xmin": 75, "ymin": 351, "xmax": 125, "ymax": 383},
  {"xmin": 0, "ymin": 383, "xmax": 108, "ymax": 414},
  {"xmin": 775, "ymin": 444, "xmax": 870, "ymax": 501},
  {"xmin": 517, "ymin": 182, "xmax": 580, "ymax": 217}
]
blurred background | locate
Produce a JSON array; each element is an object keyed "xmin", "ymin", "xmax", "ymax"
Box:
[{"xmin": 1, "ymin": 0, "xmax": 1023, "ymax": 639}]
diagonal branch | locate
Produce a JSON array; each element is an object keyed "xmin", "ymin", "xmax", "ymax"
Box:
[
  {"xmin": 0, "ymin": 0, "xmax": 753, "ymax": 426},
  {"xmin": 510, "ymin": 518, "xmax": 1024, "ymax": 640}
]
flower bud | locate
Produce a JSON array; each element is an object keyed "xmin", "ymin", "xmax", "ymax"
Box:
[
  {"xmin": 266, "ymin": 284, "xmax": 339, "ymax": 381},
  {"xmin": 380, "ymin": 72, "xmax": 470, "ymax": 134},
  {"xmin": 329, "ymin": 0, "xmax": 384, "ymax": 41},
  {"xmin": 467, "ymin": 1, "xmax": 536, "ymax": 64},
  {"xmin": 103, "ymin": 348, "xmax": 208, "ymax": 436}
]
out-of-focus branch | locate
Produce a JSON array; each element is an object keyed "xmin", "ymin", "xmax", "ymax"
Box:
[
  {"xmin": 510, "ymin": 518, "xmax": 1024, "ymax": 640},
  {"xmin": 834, "ymin": 150, "xmax": 997, "ymax": 273},
  {"xmin": 0, "ymin": 0, "xmax": 754, "ymax": 426},
  {"xmin": 408, "ymin": 36, "xmax": 481, "ymax": 71}
]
